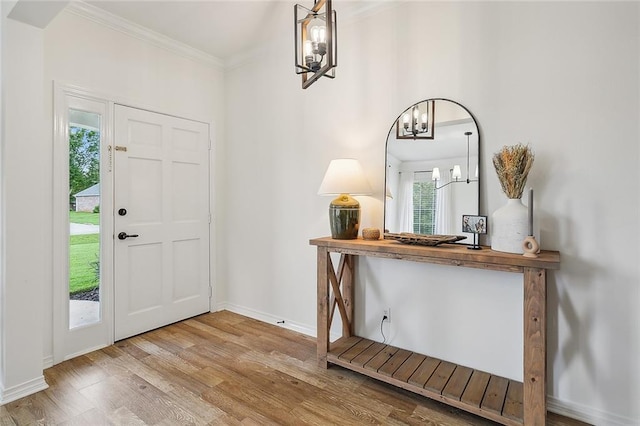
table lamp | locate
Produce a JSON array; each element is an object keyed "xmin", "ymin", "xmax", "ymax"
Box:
[{"xmin": 318, "ymin": 159, "xmax": 372, "ymax": 239}]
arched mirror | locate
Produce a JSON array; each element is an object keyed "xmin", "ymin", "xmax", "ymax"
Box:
[{"xmin": 384, "ymin": 98, "xmax": 480, "ymax": 242}]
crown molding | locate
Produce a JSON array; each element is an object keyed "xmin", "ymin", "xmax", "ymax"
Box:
[
  {"xmin": 64, "ymin": 1, "xmax": 224, "ymax": 69},
  {"xmin": 63, "ymin": 1, "xmax": 399, "ymax": 72}
]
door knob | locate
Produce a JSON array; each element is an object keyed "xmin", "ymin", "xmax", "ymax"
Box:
[
  {"xmin": 118, "ymin": 208, "xmax": 127, "ymax": 216},
  {"xmin": 118, "ymin": 232, "xmax": 139, "ymax": 240}
]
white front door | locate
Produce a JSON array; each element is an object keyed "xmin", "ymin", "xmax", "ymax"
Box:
[{"xmin": 113, "ymin": 105, "xmax": 210, "ymax": 340}]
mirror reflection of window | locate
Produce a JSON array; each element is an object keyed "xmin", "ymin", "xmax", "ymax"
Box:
[{"xmin": 412, "ymin": 172, "xmax": 436, "ymax": 234}]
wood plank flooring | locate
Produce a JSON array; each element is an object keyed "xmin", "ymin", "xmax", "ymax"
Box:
[{"xmin": 1, "ymin": 311, "xmax": 590, "ymax": 425}]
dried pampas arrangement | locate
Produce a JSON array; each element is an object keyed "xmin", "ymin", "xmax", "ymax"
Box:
[{"xmin": 492, "ymin": 144, "xmax": 534, "ymax": 199}]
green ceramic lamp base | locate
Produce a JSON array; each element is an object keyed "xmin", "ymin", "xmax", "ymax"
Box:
[{"xmin": 329, "ymin": 194, "xmax": 360, "ymax": 239}]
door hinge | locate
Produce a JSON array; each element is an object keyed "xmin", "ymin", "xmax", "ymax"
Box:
[{"xmin": 115, "ymin": 146, "xmax": 128, "ymax": 152}]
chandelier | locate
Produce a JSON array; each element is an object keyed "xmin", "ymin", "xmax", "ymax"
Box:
[{"xmin": 294, "ymin": 0, "xmax": 337, "ymax": 89}]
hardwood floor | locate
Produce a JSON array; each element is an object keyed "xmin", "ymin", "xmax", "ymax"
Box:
[{"xmin": 1, "ymin": 311, "xmax": 589, "ymax": 425}]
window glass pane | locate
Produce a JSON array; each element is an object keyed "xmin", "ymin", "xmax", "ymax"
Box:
[
  {"xmin": 68, "ymin": 109, "xmax": 101, "ymax": 329},
  {"xmin": 413, "ymin": 180, "xmax": 436, "ymax": 234}
]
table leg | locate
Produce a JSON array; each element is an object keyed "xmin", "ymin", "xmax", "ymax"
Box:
[
  {"xmin": 317, "ymin": 247, "xmax": 329, "ymax": 368},
  {"xmin": 523, "ymin": 267, "xmax": 547, "ymax": 425}
]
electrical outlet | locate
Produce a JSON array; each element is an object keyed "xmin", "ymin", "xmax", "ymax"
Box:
[{"xmin": 383, "ymin": 308, "xmax": 391, "ymax": 323}]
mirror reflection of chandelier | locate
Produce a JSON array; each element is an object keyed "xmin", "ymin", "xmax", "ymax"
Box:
[
  {"xmin": 396, "ymin": 100, "xmax": 435, "ymax": 139},
  {"xmin": 432, "ymin": 131, "xmax": 478, "ymax": 189}
]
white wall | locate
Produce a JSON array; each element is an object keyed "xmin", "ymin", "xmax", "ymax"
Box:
[
  {"xmin": 0, "ymin": 15, "xmax": 48, "ymax": 403},
  {"xmin": 223, "ymin": 2, "xmax": 639, "ymax": 425},
  {"xmin": 0, "ymin": 7, "xmax": 225, "ymax": 402}
]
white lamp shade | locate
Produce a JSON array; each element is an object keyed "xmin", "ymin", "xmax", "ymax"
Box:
[
  {"xmin": 431, "ymin": 167, "xmax": 440, "ymax": 181},
  {"xmin": 452, "ymin": 165, "xmax": 462, "ymax": 180},
  {"xmin": 318, "ymin": 159, "xmax": 372, "ymax": 195}
]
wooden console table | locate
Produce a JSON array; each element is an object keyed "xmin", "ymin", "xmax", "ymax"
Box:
[{"xmin": 310, "ymin": 237, "xmax": 560, "ymax": 426}]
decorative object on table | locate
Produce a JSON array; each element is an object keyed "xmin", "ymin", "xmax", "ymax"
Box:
[
  {"xmin": 491, "ymin": 144, "xmax": 534, "ymax": 254},
  {"xmin": 522, "ymin": 236, "xmax": 540, "ymax": 257},
  {"xmin": 384, "ymin": 232, "xmax": 466, "ymax": 246},
  {"xmin": 522, "ymin": 187, "xmax": 541, "ymax": 257},
  {"xmin": 294, "ymin": 0, "xmax": 337, "ymax": 89},
  {"xmin": 362, "ymin": 228, "xmax": 381, "ymax": 240},
  {"xmin": 318, "ymin": 158, "xmax": 372, "ymax": 239},
  {"xmin": 462, "ymin": 214, "xmax": 487, "ymax": 250}
]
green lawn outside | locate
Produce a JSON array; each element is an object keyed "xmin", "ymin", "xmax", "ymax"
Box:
[
  {"xmin": 69, "ymin": 233, "xmax": 99, "ymax": 294},
  {"xmin": 69, "ymin": 211, "xmax": 100, "ymax": 225}
]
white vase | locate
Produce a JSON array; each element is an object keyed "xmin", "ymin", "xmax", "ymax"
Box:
[{"xmin": 491, "ymin": 198, "xmax": 528, "ymax": 254}]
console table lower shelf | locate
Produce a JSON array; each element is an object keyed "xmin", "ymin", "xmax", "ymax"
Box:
[{"xmin": 329, "ymin": 335, "xmax": 524, "ymax": 426}]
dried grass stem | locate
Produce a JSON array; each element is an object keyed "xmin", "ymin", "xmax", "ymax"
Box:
[{"xmin": 492, "ymin": 144, "xmax": 534, "ymax": 199}]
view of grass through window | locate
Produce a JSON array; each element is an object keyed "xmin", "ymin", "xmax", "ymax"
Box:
[
  {"xmin": 69, "ymin": 214, "xmax": 99, "ymax": 295},
  {"xmin": 69, "ymin": 119, "xmax": 100, "ymax": 301}
]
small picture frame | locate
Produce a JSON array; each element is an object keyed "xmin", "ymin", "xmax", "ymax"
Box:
[
  {"xmin": 462, "ymin": 215, "xmax": 487, "ymax": 234},
  {"xmin": 462, "ymin": 215, "xmax": 487, "ymax": 250}
]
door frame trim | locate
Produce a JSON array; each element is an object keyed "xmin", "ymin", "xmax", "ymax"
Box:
[{"xmin": 53, "ymin": 83, "xmax": 115, "ymax": 363}]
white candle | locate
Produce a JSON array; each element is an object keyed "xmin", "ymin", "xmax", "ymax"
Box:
[{"xmin": 528, "ymin": 188, "xmax": 534, "ymax": 236}]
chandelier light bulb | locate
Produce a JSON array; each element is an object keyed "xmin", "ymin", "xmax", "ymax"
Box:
[
  {"xmin": 318, "ymin": 26, "xmax": 326, "ymax": 43},
  {"xmin": 311, "ymin": 25, "xmax": 326, "ymax": 43}
]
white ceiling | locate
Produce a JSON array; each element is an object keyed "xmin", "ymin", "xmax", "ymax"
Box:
[
  {"xmin": 82, "ymin": 1, "xmax": 388, "ymax": 62},
  {"xmin": 86, "ymin": 1, "xmax": 287, "ymax": 61},
  {"xmin": 6, "ymin": 0, "xmax": 389, "ymax": 63}
]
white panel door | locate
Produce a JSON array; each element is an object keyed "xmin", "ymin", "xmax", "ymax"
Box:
[{"xmin": 114, "ymin": 105, "xmax": 210, "ymax": 340}]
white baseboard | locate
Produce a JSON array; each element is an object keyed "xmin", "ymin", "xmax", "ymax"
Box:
[
  {"xmin": 0, "ymin": 376, "xmax": 48, "ymax": 406},
  {"xmin": 548, "ymin": 396, "xmax": 638, "ymax": 426},
  {"xmin": 216, "ymin": 302, "xmax": 319, "ymax": 338},
  {"xmin": 43, "ymin": 355, "xmax": 54, "ymax": 369},
  {"xmin": 216, "ymin": 302, "xmax": 340, "ymax": 342}
]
